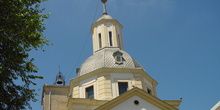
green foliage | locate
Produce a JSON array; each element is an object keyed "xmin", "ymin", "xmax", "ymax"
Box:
[{"xmin": 0, "ymin": 0, "xmax": 50, "ymax": 109}]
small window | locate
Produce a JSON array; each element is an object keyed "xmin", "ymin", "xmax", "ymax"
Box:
[
  {"xmin": 86, "ymin": 86, "xmax": 94, "ymax": 99},
  {"xmin": 113, "ymin": 51, "xmax": 123, "ymax": 64},
  {"xmin": 98, "ymin": 33, "xmax": 102, "ymax": 48},
  {"xmin": 115, "ymin": 55, "xmax": 122, "ymax": 63},
  {"xmin": 147, "ymin": 88, "xmax": 152, "ymax": 94},
  {"xmin": 109, "ymin": 31, "xmax": 113, "ymax": 46},
  {"xmin": 118, "ymin": 82, "xmax": 128, "ymax": 95}
]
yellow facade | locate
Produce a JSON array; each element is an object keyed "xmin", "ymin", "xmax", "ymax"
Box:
[
  {"xmin": 69, "ymin": 68, "xmax": 158, "ymax": 99},
  {"xmin": 42, "ymin": 85, "xmax": 69, "ymax": 110}
]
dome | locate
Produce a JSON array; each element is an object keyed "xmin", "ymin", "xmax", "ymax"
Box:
[
  {"xmin": 78, "ymin": 47, "xmax": 142, "ymax": 76},
  {"xmin": 97, "ymin": 14, "xmax": 113, "ymax": 21}
]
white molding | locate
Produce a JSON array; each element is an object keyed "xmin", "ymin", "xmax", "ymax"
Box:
[
  {"xmin": 211, "ymin": 101, "xmax": 220, "ymax": 110},
  {"xmin": 79, "ymin": 76, "xmax": 97, "ymax": 98},
  {"xmin": 110, "ymin": 73, "xmax": 134, "ymax": 98}
]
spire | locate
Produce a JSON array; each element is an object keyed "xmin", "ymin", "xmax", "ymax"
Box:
[{"xmin": 101, "ymin": 0, "xmax": 108, "ymax": 15}]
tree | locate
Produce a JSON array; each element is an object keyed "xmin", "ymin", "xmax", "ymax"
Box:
[{"xmin": 0, "ymin": 0, "xmax": 50, "ymax": 109}]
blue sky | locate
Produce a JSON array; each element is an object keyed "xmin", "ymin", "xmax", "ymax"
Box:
[{"xmin": 29, "ymin": 0, "xmax": 220, "ymax": 109}]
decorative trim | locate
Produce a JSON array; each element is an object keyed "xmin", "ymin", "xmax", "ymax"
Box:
[{"xmin": 95, "ymin": 87, "xmax": 181, "ymax": 110}]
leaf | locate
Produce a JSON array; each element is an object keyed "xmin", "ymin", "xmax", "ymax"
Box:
[{"xmin": 0, "ymin": 0, "xmax": 50, "ymax": 109}]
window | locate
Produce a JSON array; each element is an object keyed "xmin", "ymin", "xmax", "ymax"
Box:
[
  {"xmin": 116, "ymin": 55, "xmax": 122, "ymax": 62},
  {"xmin": 109, "ymin": 31, "xmax": 113, "ymax": 46},
  {"xmin": 147, "ymin": 88, "xmax": 152, "ymax": 94},
  {"xmin": 98, "ymin": 33, "xmax": 102, "ymax": 48},
  {"xmin": 86, "ymin": 86, "xmax": 94, "ymax": 99},
  {"xmin": 118, "ymin": 82, "xmax": 128, "ymax": 95},
  {"xmin": 113, "ymin": 51, "xmax": 123, "ymax": 64}
]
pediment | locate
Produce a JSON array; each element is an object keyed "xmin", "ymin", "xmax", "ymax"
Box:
[{"xmin": 95, "ymin": 87, "xmax": 181, "ymax": 110}]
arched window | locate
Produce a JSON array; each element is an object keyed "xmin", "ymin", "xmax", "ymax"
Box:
[
  {"xmin": 98, "ymin": 33, "xmax": 102, "ymax": 48},
  {"xmin": 109, "ymin": 31, "xmax": 113, "ymax": 46}
]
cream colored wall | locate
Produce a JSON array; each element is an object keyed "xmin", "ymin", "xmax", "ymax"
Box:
[
  {"xmin": 79, "ymin": 76, "xmax": 97, "ymax": 98},
  {"xmin": 71, "ymin": 104, "xmax": 98, "ymax": 110},
  {"xmin": 110, "ymin": 73, "xmax": 133, "ymax": 98},
  {"xmin": 71, "ymin": 74, "xmax": 112, "ymax": 100},
  {"xmin": 92, "ymin": 27, "xmax": 97, "ymax": 53},
  {"xmin": 110, "ymin": 95, "xmax": 161, "ymax": 110},
  {"xmin": 91, "ymin": 20, "xmax": 123, "ymax": 53},
  {"xmin": 133, "ymin": 74, "xmax": 143, "ymax": 89},
  {"xmin": 115, "ymin": 25, "xmax": 123, "ymax": 50},
  {"xmin": 68, "ymin": 98, "xmax": 108, "ymax": 110},
  {"xmin": 42, "ymin": 85, "xmax": 69, "ymax": 110},
  {"xmin": 72, "ymin": 83, "xmax": 79, "ymax": 98},
  {"xmin": 70, "ymin": 69, "xmax": 158, "ymax": 101},
  {"xmin": 97, "ymin": 74, "xmax": 112, "ymax": 100},
  {"xmin": 106, "ymin": 23, "xmax": 115, "ymax": 47}
]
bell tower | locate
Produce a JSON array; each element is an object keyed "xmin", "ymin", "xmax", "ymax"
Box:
[
  {"xmin": 54, "ymin": 66, "xmax": 65, "ymax": 85},
  {"xmin": 91, "ymin": 0, "xmax": 124, "ymax": 53}
]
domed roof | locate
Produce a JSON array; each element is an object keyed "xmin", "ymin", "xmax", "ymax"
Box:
[
  {"xmin": 97, "ymin": 14, "xmax": 113, "ymax": 21},
  {"xmin": 78, "ymin": 48, "xmax": 142, "ymax": 76}
]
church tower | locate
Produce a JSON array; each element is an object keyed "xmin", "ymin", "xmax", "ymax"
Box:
[
  {"xmin": 42, "ymin": 0, "xmax": 181, "ymax": 110},
  {"xmin": 91, "ymin": 0, "xmax": 123, "ymax": 53}
]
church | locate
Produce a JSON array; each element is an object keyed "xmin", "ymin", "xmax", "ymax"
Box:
[{"xmin": 41, "ymin": 0, "xmax": 182, "ymax": 110}]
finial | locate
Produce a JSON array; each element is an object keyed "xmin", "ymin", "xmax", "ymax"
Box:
[
  {"xmin": 101, "ymin": 0, "xmax": 107, "ymax": 4},
  {"xmin": 101, "ymin": 0, "xmax": 108, "ymax": 15}
]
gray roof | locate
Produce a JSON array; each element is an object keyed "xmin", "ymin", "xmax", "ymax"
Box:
[
  {"xmin": 97, "ymin": 14, "xmax": 113, "ymax": 21},
  {"xmin": 78, "ymin": 47, "xmax": 142, "ymax": 76}
]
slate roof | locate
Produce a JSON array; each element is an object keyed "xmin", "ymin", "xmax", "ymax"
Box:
[{"xmin": 78, "ymin": 47, "xmax": 142, "ymax": 76}]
